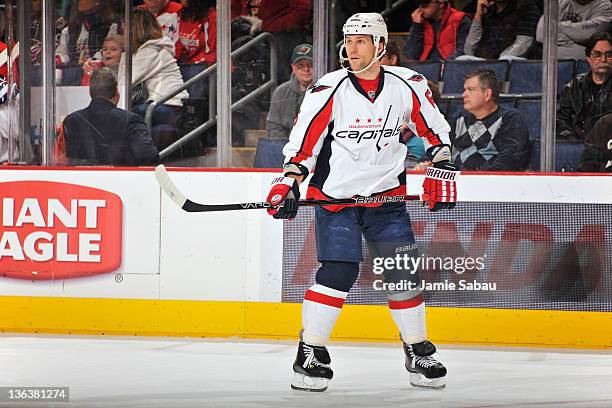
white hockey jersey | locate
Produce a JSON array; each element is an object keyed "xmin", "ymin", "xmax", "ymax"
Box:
[{"xmin": 283, "ymin": 65, "xmax": 451, "ymax": 203}]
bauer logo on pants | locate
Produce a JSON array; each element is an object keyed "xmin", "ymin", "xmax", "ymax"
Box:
[{"xmin": 0, "ymin": 181, "xmax": 122, "ymax": 280}]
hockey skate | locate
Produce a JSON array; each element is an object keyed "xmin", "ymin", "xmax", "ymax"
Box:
[
  {"xmin": 291, "ymin": 341, "xmax": 333, "ymax": 392},
  {"xmin": 403, "ymin": 340, "xmax": 447, "ymax": 389}
]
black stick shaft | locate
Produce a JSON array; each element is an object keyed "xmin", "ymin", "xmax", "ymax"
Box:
[{"xmin": 182, "ymin": 195, "xmax": 421, "ymax": 212}]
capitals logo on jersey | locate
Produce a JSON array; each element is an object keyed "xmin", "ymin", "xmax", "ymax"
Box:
[{"xmin": 334, "ymin": 105, "xmax": 402, "ymax": 150}]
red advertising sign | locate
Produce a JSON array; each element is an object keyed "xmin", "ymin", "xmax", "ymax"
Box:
[{"xmin": 0, "ymin": 181, "xmax": 122, "ymax": 280}]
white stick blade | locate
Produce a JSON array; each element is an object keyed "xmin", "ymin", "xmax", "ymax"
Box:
[{"xmin": 154, "ymin": 165, "xmax": 187, "ymax": 208}]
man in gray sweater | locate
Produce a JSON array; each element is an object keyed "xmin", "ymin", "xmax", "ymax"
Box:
[
  {"xmin": 536, "ymin": 0, "xmax": 612, "ymax": 60},
  {"xmin": 266, "ymin": 43, "xmax": 314, "ymax": 139}
]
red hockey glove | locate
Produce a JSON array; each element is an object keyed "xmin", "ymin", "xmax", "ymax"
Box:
[
  {"xmin": 422, "ymin": 145, "xmax": 459, "ymax": 211},
  {"xmin": 266, "ymin": 176, "xmax": 300, "ymax": 219}
]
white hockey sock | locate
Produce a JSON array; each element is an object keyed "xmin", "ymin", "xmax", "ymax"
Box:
[
  {"xmin": 302, "ymin": 284, "xmax": 348, "ymax": 346},
  {"xmin": 389, "ymin": 294, "xmax": 427, "ymax": 344}
]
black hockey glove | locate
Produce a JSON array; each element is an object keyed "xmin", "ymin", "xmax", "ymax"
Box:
[{"xmin": 265, "ymin": 162, "xmax": 308, "ymax": 220}]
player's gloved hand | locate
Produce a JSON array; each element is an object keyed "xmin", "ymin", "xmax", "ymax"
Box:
[
  {"xmin": 266, "ymin": 162, "xmax": 308, "ymax": 219},
  {"xmin": 422, "ymin": 144, "xmax": 460, "ymax": 212},
  {"xmin": 266, "ymin": 176, "xmax": 300, "ymax": 219}
]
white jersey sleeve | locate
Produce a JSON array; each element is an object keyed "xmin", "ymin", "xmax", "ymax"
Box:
[
  {"xmin": 282, "ymin": 72, "xmax": 343, "ymax": 174},
  {"xmin": 401, "ymin": 71, "xmax": 451, "ymax": 151}
]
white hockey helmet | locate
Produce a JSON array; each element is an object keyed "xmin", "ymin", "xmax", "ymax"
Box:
[
  {"xmin": 340, "ymin": 13, "xmax": 388, "ymax": 74},
  {"xmin": 342, "ymin": 13, "xmax": 388, "ymax": 50}
]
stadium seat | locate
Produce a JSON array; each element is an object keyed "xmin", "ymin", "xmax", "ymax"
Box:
[
  {"xmin": 444, "ymin": 99, "xmax": 465, "ymax": 123},
  {"xmin": 441, "ymin": 60, "xmax": 508, "ymax": 95},
  {"xmin": 507, "ymin": 60, "xmax": 575, "ymax": 94},
  {"xmin": 508, "ymin": 61, "xmax": 542, "ymax": 94},
  {"xmin": 515, "ymin": 99, "xmax": 542, "ymax": 140},
  {"xmin": 437, "ymin": 100, "xmax": 449, "ymax": 115},
  {"xmin": 527, "ymin": 140, "xmax": 583, "ymax": 171},
  {"xmin": 557, "ymin": 60, "xmax": 575, "ymax": 91},
  {"xmin": 253, "ymin": 138, "xmax": 287, "ymax": 168},
  {"xmin": 575, "ymin": 60, "xmax": 590, "ymax": 76},
  {"xmin": 528, "ymin": 140, "xmax": 541, "ymax": 171},
  {"xmin": 60, "ymin": 66, "xmax": 84, "ymax": 86},
  {"xmin": 402, "ymin": 61, "xmax": 442, "ymax": 82},
  {"xmin": 556, "ymin": 141, "xmax": 583, "ymax": 172}
]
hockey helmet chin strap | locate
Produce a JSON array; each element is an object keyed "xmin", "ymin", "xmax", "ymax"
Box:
[{"xmin": 338, "ymin": 42, "xmax": 387, "ymax": 74}]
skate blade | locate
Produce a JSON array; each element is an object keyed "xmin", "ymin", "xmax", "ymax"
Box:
[
  {"xmin": 409, "ymin": 372, "xmax": 446, "ymax": 390},
  {"xmin": 290, "ymin": 372, "xmax": 329, "ymax": 392}
]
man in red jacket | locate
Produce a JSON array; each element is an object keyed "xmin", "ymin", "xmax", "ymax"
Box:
[{"xmin": 403, "ymin": 0, "xmax": 471, "ymax": 62}]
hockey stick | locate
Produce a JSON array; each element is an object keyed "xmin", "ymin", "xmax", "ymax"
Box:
[{"xmin": 155, "ymin": 165, "xmax": 421, "ymax": 212}]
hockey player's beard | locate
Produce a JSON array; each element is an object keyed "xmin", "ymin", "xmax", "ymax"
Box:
[
  {"xmin": 349, "ymin": 60, "xmax": 366, "ymax": 72},
  {"xmin": 349, "ymin": 57, "xmax": 371, "ymax": 72}
]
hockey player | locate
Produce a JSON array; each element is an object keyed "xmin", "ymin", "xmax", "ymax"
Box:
[{"xmin": 265, "ymin": 13, "xmax": 458, "ymax": 392}]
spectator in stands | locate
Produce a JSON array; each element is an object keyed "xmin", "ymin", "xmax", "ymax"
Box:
[
  {"xmin": 381, "ymin": 40, "xmax": 402, "ymax": 66},
  {"xmin": 0, "ymin": 41, "xmax": 17, "ymax": 163},
  {"xmin": 403, "ymin": 0, "xmax": 471, "ymax": 62},
  {"xmin": 464, "ymin": 0, "xmax": 543, "ymax": 60},
  {"xmin": 57, "ymin": 0, "xmax": 78, "ymax": 29},
  {"xmin": 56, "ymin": 0, "xmax": 122, "ymax": 69},
  {"xmin": 62, "ymin": 67, "xmax": 159, "ymax": 165},
  {"xmin": 140, "ymin": 0, "xmax": 182, "ymax": 43},
  {"xmin": 0, "ymin": 41, "xmax": 7, "ymax": 83},
  {"xmin": 81, "ymin": 34, "xmax": 124, "ymax": 85},
  {"xmin": 176, "ymin": 0, "xmax": 216, "ymax": 66},
  {"xmin": 99, "ymin": 34, "xmax": 124, "ymax": 72},
  {"xmin": 252, "ymin": 0, "xmax": 312, "ymax": 83},
  {"xmin": 266, "ymin": 43, "xmax": 313, "ymax": 139},
  {"xmin": 175, "ymin": 0, "xmax": 216, "ymax": 99},
  {"xmin": 0, "ymin": 40, "xmax": 33, "ymax": 164},
  {"xmin": 31, "ymin": 0, "xmax": 43, "ymax": 65},
  {"xmin": 557, "ymin": 31, "xmax": 611, "ymax": 141},
  {"xmin": 579, "ymin": 114, "xmax": 612, "ymax": 172},
  {"xmin": 450, "ymin": 69, "xmax": 530, "ymax": 170},
  {"xmin": 536, "ymin": 0, "xmax": 612, "ymax": 60},
  {"xmin": 231, "ymin": 0, "xmax": 261, "ymax": 31},
  {"xmin": 28, "ymin": 0, "xmax": 46, "ymax": 86},
  {"xmin": 0, "ymin": 8, "xmax": 5, "ymax": 39},
  {"xmin": 121, "ymin": 8, "xmax": 189, "ymax": 128}
]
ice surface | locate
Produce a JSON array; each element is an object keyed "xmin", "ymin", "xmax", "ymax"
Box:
[{"xmin": 1, "ymin": 335, "xmax": 611, "ymax": 407}]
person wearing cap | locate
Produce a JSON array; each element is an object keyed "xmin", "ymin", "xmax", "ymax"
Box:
[
  {"xmin": 404, "ymin": 0, "xmax": 471, "ymax": 62},
  {"xmin": 265, "ymin": 43, "xmax": 314, "ymax": 139}
]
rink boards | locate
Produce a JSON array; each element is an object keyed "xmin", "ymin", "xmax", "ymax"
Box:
[{"xmin": 0, "ymin": 167, "xmax": 611, "ymax": 349}]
